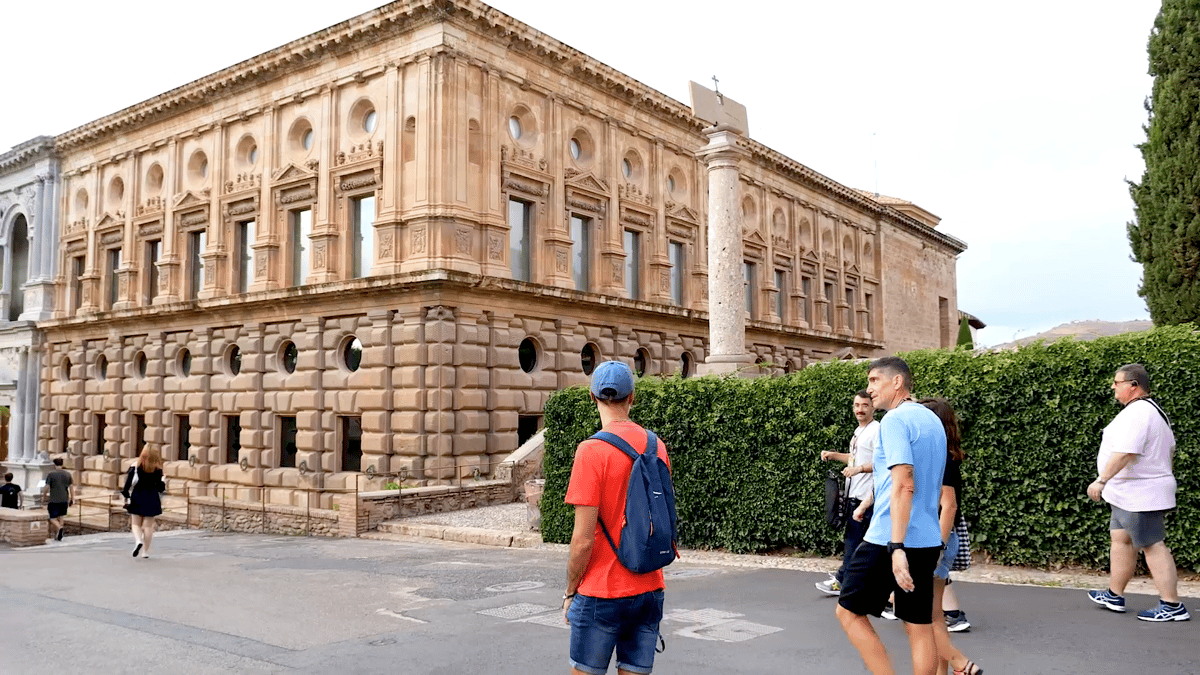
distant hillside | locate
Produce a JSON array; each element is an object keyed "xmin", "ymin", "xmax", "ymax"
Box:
[{"xmin": 990, "ymin": 320, "xmax": 1154, "ymax": 350}]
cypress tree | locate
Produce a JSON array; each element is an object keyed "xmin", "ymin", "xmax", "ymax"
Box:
[
  {"xmin": 955, "ymin": 316, "xmax": 974, "ymax": 350},
  {"xmin": 1128, "ymin": 1, "xmax": 1200, "ymax": 324}
]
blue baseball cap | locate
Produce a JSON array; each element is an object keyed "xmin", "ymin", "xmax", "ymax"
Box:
[{"xmin": 590, "ymin": 361, "xmax": 635, "ymax": 401}]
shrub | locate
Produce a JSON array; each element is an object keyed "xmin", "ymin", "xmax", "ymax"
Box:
[{"xmin": 541, "ymin": 325, "xmax": 1200, "ymax": 571}]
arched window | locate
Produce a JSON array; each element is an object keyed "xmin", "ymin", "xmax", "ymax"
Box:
[{"xmin": 7, "ymin": 215, "xmax": 29, "ymax": 321}]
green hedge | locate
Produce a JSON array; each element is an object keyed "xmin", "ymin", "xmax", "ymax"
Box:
[{"xmin": 541, "ymin": 325, "xmax": 1200, "ymax": 572}]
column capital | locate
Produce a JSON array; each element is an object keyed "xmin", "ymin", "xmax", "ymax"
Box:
[{"xmin": 696, "ymin": 125, "xmax": 748, "ymax": 165}]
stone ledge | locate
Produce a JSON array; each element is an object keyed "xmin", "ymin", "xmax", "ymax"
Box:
[{"xmin": 375, "ymin": 521, "xmax": 543, "ymax": 549}]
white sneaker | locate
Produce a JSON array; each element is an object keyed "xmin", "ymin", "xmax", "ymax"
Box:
[
  {"xmin": 881, "ymin": 604, "xmax": 898, "ymax": 621},
  {"xmin": 815, "ymin": 578, "xmax": 841, "ymax": 596}
]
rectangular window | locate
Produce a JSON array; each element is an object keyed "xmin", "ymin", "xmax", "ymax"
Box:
[
  {"xmin": 236, "ymin": 220, "xmax": 255, "ymax": 294},
  {"xmin": 939, "ymin": 297, "xmax": 951, "ymax": 348},
  {"xmin": 60, "ymin": 413, "xmax": 70, "ymax": 455},
  {"xmin": 801, "ymin": 276, "xmax": 812, "ymax": 324},
  {"xmin": 518, "ymin": 415, "xmax": 542, "ymax": 448},
  {"xmin": 176, "ymin": 414, "xmax": 191, "ymax": 462},
  {"xmin": 225, "ymin": 414, "xmax": 242, "ymax": 465},
  {"xmin": 775, "ymin": 270, "xmax": 787, "ymax": 321},
  {"xmin": 290, "ymin": 209, "xmax": 311, "ymax": 287},
  {"xmin": 865, "ymin": 293, "xmax": 875, "ymax": 334},
  {"xmin": 145, "ymin": 240, "xmax": 160, "ymax": 304},
  {"xmin": 279, "ymin": 415, "xmax": 298, "ymax": 468},
  {"xmin": 351, "ymin": 196, "xmax": 375, "ymax": 279},
  {"xmin": 570, "ymin": 215, "xmax": 590, "ymax": 291},
  {"xmin": 824, "ymin": 282, "xmax": 835, "ymax": 327},
  {"xmin": 71, "ymin": 255, "xmax": 85, "ymax": 312},
  {"xmin": 188, "ymin": 230, "xmax": 205, "ymax": 300},
  {"xmin": 95, "ymin": 415, "xmax": 107, "ymax": 456},
  {"xmin": 624, "ymin": 229, "xmax": 641, "ymax": 300},
  {"xmin": 508, "ymin": 198, "xmax": 531, "ymax": 282},
  {"xmin": 341, "ymin": 416, "xmax": 363, "ymax": 473},
  {"xmin": 845, "ymin": 287, "xmax": 856, "ymax": 332},
  {"xmin": 669, "ymin": 241, "xmax": 685, "ymax": 305},
  {"xmin": 744, "ymin": 262, "xmax": 757, "ymax": 316},
  {"xmin": 106, "ymin": 248, "xmax": 121, "ymax": 308},
  {"xmin": 133, "ymin": 414, "xmax": 146, "ymax": 456}
]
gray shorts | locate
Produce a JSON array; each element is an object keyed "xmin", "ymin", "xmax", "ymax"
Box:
[{"xmin": 1109, "ymin": 506, "xmax": 1168, "ymax": 549}]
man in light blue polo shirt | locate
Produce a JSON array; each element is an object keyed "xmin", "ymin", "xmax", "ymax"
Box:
[{"xmin": 836, "ymin": 356, "xmax": 947, "ymax": 675}]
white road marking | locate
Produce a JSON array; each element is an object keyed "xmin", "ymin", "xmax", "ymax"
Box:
[{"xmin": 376, "ymin": 608, "xmax": 428, "ymax": 623}]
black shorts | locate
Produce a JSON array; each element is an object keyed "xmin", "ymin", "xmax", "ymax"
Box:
[
  {"xmin": 47, "ymin": 502, "xmax": 69, "ymax": 519},
  {"xmin": 837, "ymin": 542, "xmax": 941, "ymax": 624}
]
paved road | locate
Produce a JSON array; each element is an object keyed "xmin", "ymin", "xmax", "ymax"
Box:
[{"xmin": 2, "ymin": 531, "xmax": 1197, "ymax": 674}]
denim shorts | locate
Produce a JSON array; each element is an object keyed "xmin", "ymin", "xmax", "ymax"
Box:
[
  {"xmin": 568, "ymin": 589, "xmax": 665, "ymax": 675},
  {"xmin": 935, "ymin": 531, "xmax": 958, "ymax": 580}
]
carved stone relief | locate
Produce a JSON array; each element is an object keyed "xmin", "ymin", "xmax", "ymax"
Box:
[
  {"xmin": 488, "ymin": 236, "xmax": 503, "ymax": 261},
  {"xmin": 412, "ymin": 226, "xmax": 427, "ymax": 254},
  {"xmin": 455, "ymin": 227, "xmax": 472, "ymax": 255},
  {"xmin": 555, "ymin": 250, "xmax": 567, "ymax": 273},
  {"xmin": 379, "ymin": 233, "xmax": 394, "ymax": 259}
]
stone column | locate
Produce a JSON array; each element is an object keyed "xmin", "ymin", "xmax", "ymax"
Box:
[{"xmin": 696, "ymin": 125, "xmax": 754, "ymax": 376}]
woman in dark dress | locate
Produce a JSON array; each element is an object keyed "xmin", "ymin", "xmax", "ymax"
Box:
[
  {"xmin": 920, "ymin": 398, "xmax": 984, "ymax": 675},
  {"xmin": 122, "ymin": 446, "xmax": 166, "ymax": 558}
]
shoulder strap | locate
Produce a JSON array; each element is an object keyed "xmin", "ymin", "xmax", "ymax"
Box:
[
  {"xmin": 590, "ymin": 431, "xmax": 640, "ymax": 460},
  {"xmin": 1138, "ymin": 397, "xmax": 1172, "ymax": 429}
]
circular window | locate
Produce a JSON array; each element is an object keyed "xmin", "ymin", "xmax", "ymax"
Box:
[
  {"xmin": 508, "ymin": 106, "xmax": 537, "ymax": 147},
  {"xmin": 61, "ymin": 357, "xmax": 72, "ymax": 382},
  {"xmin": 634, "ymin": 348, "xmax": 649, "ymax": 377},
  {"xmin": 343, "ymin": 336, "xmax": 363, "ymax": 372},
  {"xmin": 680, "ymin": 352, "xmax": 693, "ymax": 379},
  {"xmin": 567, "ymin": 129, "xmax": 594, "ymax": 165},
  {"xmin": 178, "ymin": 348, "xmax": 192, "ymax": 377},
  {"xmin": 145, "ymin": 164, "xmax": 164, "ymax": 197},
  {"xmin": 96, "ymin": 354, "xmax": 108, "ymax": 381},
  {"xmin": 227, "ymin": 345, "xmax": 242, "ymax": 376},
  {"xmin": 666, "ymin": 175, "xmax": 676, "ymax": 194},
  {"xmin": 134, "ymin": 351, "xmax": 148, "ymax": 379},
  {"xmin": 187, "ymin": 151, "xmax": 209, "ymax": 183},
  {"xmin": 581, "ymin": 343, "xmax": 598, "ymax": 376},
  {"xmin": 290, "ymin": 119, "xmax": 315, "ymax": 153},
  {"xmin": 364, "ymin": 110, "xmax": 377, "ymax": 133},
  {"xmin": 108, "ymin": 176, "xmax": 124, "ymax": 205},
  {"xmin": 280, "ymin": 341, "xmax": 298, "ymax": 374},
  {"xmin": 622, "ymin": 152, "xmax": 643, "ymax": 182},
  {"xmin": 237, "ymin": 135, "xmax": 258, "ymax": 166},
  {"xmin": 508, "ymin": 116, "xmax": 522, "ymax": 141},
  {"xmin": 569, "ymin": 138, "xmax": 581, "ymax": 160},
  {"xmin": 518, "ymin": 338, "xmax": 538, "ymax": 373}
]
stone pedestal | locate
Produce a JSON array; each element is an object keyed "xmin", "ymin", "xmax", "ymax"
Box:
[
  {"xmin": 696, "ymin": 124, "xmax": 753, "ymax": 376},
  {"xmin": 2, "ymin": 459, "xmax": 53, "ymax": 507}
]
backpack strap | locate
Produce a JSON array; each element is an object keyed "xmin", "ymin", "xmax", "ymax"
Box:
[
  {"xmin": 588, "ymin": 430, "xmax": 653, "ymax": 561},
  {"xmin": 1138, "ymin": 397, "xmax": 1172, "ymax": 429}
]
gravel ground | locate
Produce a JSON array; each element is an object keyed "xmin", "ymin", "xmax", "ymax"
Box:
[{"xmin": 398, "ymin": 502, "xmax": 1200, "ymax": 597}]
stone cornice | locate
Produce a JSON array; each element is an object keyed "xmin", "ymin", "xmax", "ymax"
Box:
[
  {"xmin": 740, "ymin": 138, "xmax": 968, "ymax": 255},
  {"xmin": 53, "ymin": 2, "xmax": 444, "ymax": 154},
  {"xmin": 0, "ymin": 136, "xmax": 56, "ymax": 176}
]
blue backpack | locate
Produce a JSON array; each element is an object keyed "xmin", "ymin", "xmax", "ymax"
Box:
[{"xmin": 590, "ymin": 429, "xmax": 679, "ymax": 574}]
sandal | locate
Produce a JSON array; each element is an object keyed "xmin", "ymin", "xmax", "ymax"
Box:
[{"xmin": 953, "ymin": 661, "xmax": 983, "ymax": 675}]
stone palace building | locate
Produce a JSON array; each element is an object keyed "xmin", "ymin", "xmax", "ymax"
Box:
[{"xmin": 25, "ymin": 0, "xmax": 965, "ymax": 507}]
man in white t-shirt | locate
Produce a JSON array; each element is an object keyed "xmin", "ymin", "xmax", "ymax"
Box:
[
  {"xmin": 1086, "ymin": 363, "xmax": 1189, "ymax": 622},
  {"xmin": 816, "ymin": 389, "xmax": 878, "ymax": 595}
]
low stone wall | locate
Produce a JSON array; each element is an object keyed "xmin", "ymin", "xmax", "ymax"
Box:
[
  {"xmin": 0, "ymin": 508, "xmax": 50, "ymax": 547},
  {"xmin": 189, "ymin": 496, "xmax": 339, "ymax": 537},
  {"xmin": 343, "ymin": 479, "xmax": 518, "ymax": 536}
]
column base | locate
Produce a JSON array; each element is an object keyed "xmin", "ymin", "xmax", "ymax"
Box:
[
  {"xmin": 2, "ymin": 459, "xmax": 55, "ymax": 508},
  {"xmin": 697, "ymin": 353, "xmax": 760, "ymax": 377}
]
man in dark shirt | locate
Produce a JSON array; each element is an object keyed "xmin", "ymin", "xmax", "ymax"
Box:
[
  {"xmin": 0, "ymin": 473, "xmax": 22, "ymax": 509},
  {"xmin": 42, "ymin": 458, "xmax": 74, "ymax": 541}
]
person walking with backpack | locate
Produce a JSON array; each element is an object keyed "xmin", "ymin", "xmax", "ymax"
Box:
[
  {"xmin": 122, "ymin": 446, "xmax": 167, "ymax": 558},
  {"xmin": 817, "ymin": 389, "xmax": 878, "ymax": 596},
  {"xmin": 563, "ymin": 360, "xmax": 678, "ymax": 675}
]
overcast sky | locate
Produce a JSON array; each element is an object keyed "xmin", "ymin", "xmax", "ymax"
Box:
[{"xmin": 0, "ymin": 0, "xmax": 1161, "ymax": 346}]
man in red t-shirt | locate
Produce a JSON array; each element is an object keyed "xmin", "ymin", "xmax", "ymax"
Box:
[{"xmin": 563, "ymin": 360, "xmax": 670, "ymax": 675}]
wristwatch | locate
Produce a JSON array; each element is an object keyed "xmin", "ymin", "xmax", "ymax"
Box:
[{"xmin": 887, "ymin": 542, "xmax": 905, "ymax": 555}]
